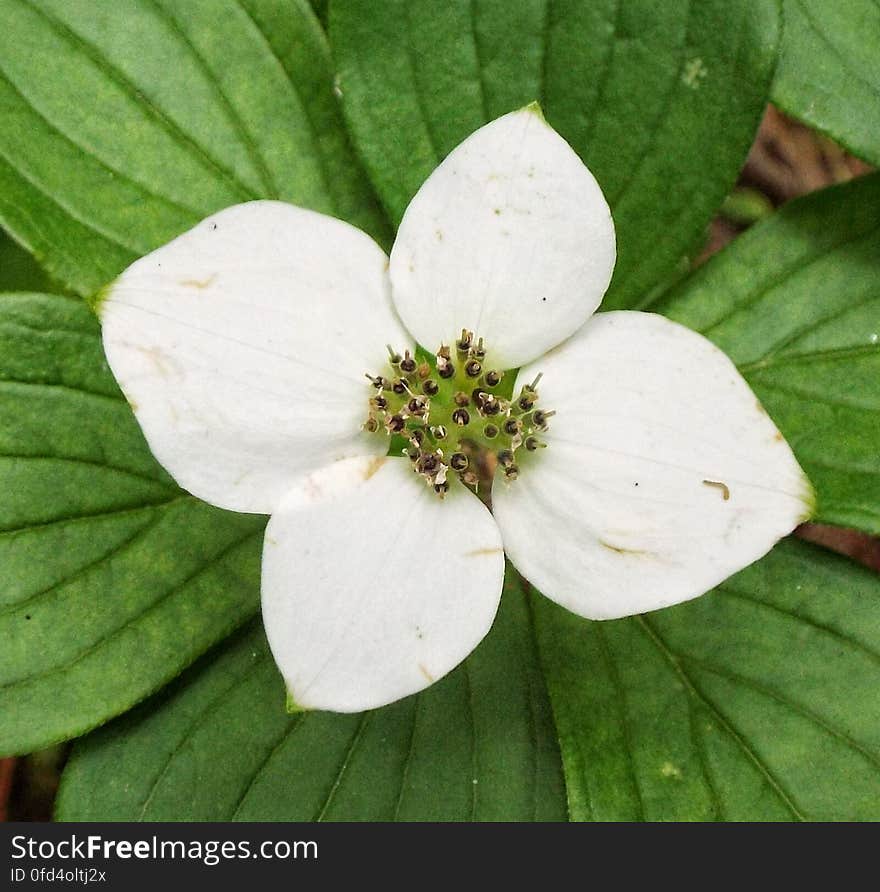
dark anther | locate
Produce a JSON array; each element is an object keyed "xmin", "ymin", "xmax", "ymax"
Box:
[
  {"xmin": 525, "ymin": 436, "xmax": 544, "ymax": 451},
  {"xmin": 371, "ymin": 395, "xmax": 388, "ymax": 410},
  {"xmin": 410, "ymin": 428, "xmax": 425, "ymax": 446},
  {"xmin": 452, "ymin": 408, "xmax": 470, "ymax": 426},
  {"xmin": 497, "ymin": 449, "xmax": 515, "ymax": 468},
  {"xmin": 366, "ymin": 373, "xmax": 387, "ymax": 389},
  {"xmin": 504, "ymin": 418, "xmax": 521, "ymax": 436},
  {"xmin": 364, "ymin": 417, "xmax": 379, "ymax": 433},
  {"xmin": 465, "ymin": 359, "xmax": 482, "ymax": 378},
  {"xmin": 456, "ymin": 329, "xmax": 473, "ymax": 354},
  {"xmin": 434, "ymin": 481, "xmax": 450, "ymax": 495},
  {"xmin": 504, "ymin": 464, "xmax": 520, "ymax": 480},
  {"xmin": 533, "ymin": 409, "xmax": 556, "ymax": 429},
  {"xmin": 392, "ymin": 379, "xmax": 408, "ymax": 395},
  {"xmin": 482, "ymin": 396, "xmax": 501, "ymax": 415},
  {"xmin": 423, "ymin": 379, "xmax": 439, "ymax": 396},
  {"xmin": 518, "ymin": 395, "xmax": 536, "ymax": 411},
  {"xmin": 438, "ymin": 362, "xmax": 455, "ymax": 379},
  {"xmin": 484, "ymin": 370, "xmax": 502, "ymax": 387},
  {"xmin": 400, "ymin": 350, "xmax": 417, "ymax": 373},
  {"xmin": 472, "ymin": 337, "xmax": 486, "ymax": 360},
  {"xmin": 388, "ymin": 414, "xmax": 405, "ymax": 433},
  {"xmin": 407, "ymin": 397, "xmax": 427, "ymax": 416},
  {"xmin": 484, "ymin": 423, "xmax": 499, "ymax": 439},
  {"xmin": 418, "ymin": 453, "xmax": 439, "ymax": 474},
  {"xmin": 432, "ymin": 425, "xmax": 448, "ymax": 440},
  {"xmin": 454, "ymin": 391, "xmax": 471, "ymax": 407},
  {"xmin": 450, "ymin": 452, "xmax": 469, "ymax": 471},
  {"xmin": 462, "ymin": 470, "xmax": 479, "ymax": 488}
]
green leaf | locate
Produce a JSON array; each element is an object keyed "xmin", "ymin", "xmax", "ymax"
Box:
[
  {"xmin": 0, "ymin": 0, "xmax": 388, "ymax": 298},
  {"xmin": 657, "ymin": 173, "xmax": 880, "ymax": 535},
  {"xmin": 56, "ymin": 574, "xmax": 566, "ymax": 821},
  {"xmin": 772, "ymin": 0, "xmax": 880, "ymax": 166},
  {"xmin": 0, "ymin": 229, "xmax": 53, "ymax": 292},
  {"xmin": 329, "ymin": 0, "xmax": 779, "ymax": 310},
  {"xmin": 534, "ymin": 538, "xmax": 880, "ymax": 821},
  {"xmin": 0, "ymin": 293, "xmax": 265, "ymax": 755}
]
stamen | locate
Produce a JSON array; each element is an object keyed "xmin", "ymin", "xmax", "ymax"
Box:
[
  {"xmin": 482, "ymin": 396, "xmax": 501, "ymax": 416},
  {"xmin": 364, "ymin": 334, "xmax": 552, "ymax": 496},
  {"xmin": 407, "ymin": 397, "xmax": 427, "ymax": 417},
  {"xmin": 532, "ymin": 409, "xmax": 556, "ymax": 429},
  {"xmin": 400, "ymin": 350, "xmax": 417, "ymax": 373},
  {"xmin": 417, "ymin": 453, "xmax": 439, "ymax": 475},
  {"xmin": 450, "ymin": 452, "xmax": 469, "ymax": 471},
  {"xmin": 497, "ymin": 449, "xmax": 515, "ymax": 468}
]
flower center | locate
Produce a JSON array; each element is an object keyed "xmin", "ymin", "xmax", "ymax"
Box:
[{"xmin": 364, "ymin": 330, "xmax": 554, "ymax": 497}]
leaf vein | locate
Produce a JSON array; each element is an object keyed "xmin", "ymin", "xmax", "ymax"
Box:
[{"xmin": 637, "ymin": 615, "xmax": 806, "ymax": 821}]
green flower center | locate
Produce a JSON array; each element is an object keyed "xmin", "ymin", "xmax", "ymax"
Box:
[{"xmin": 364, "ymin": 330, "xmax": 554, "ymax": 497}]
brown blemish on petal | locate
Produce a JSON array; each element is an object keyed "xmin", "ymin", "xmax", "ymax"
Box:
[
  {"xmin": 774, "ymin": 431, "xmax": 784, "ymax": 442},
  {"xmin": 134, "ymin": 345, "xmax": 174, "ymax": 378},
  {"xmin": 599, "ymin": 539, "xmax": 651, "ymax": 556},
  {"xmin": 419, "ymin": 663, "xmax": 434, "ymax": 683},
  {"xmin": 702, "ymin": 479, "xmax": 730, "ymax": 500},
  {"xmin": 179, "ymin": 273, "xmax": 217, "ymax": 290},
  {"xmin": 266, "ymin": 535, "xmax": 279, "ymax": 546},
  {"xmin": 363, "ymin": 456, "xmax": 386, "ymax": 481},
  {"xmin": 466, "ymin": 547, "xmax": 503, "ymax": 557}
]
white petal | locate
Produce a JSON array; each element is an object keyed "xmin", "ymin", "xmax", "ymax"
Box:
[
  {"xmin": 262, "ymin": 456, "xmax": 505, "ymax": 712},
  {"xmin": 389, "ymin": 105, "xmax": 616, "ymax": 369},
  {"xmin": 492, "ymin": 311, "xmax": 814, "ymax": 620},
  {"xmin": 100, "ymin": 201, "xmax": 411, "ymax": 514}
]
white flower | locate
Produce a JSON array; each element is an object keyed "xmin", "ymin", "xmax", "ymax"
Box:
[{"xmin": 98, "ymin": 106, "xmax": 813, "ymax": 713}]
